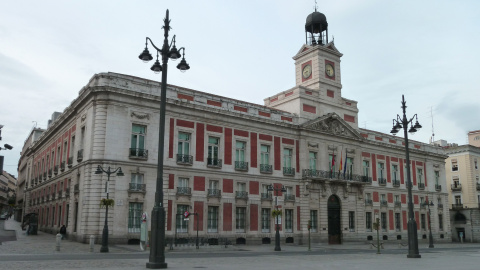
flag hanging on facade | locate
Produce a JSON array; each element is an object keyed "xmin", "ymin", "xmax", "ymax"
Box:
[
  {"xmin": 339, "ymin": 150, "xmax": 343, "ymax": 173},
  {"xmin": 343, "ymin": 148, "xmax": 348, "ymax": 177},
  {"xmin": 331, "ymin": 149, "xmax": 335, "ymax": 172}
]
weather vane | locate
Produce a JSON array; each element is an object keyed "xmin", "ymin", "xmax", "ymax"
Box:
[{"xmin": 314, "ymin": 0, "xmax": 318, "ymax": 11}]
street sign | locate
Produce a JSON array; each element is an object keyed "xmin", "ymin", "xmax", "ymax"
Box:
[
  {"xmin": 184, "ymin": 211, "xmax": 190, "ymax": 218},
  {"xmin": 184, "ymin": 218, "xmax": 189, "ymax": 221}
]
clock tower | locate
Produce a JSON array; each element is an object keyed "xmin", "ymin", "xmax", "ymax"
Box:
[{"xmin": 265, "ymin": 9, "xmax": 359, "ymax": 128}]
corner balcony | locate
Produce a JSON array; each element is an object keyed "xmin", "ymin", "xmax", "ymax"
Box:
[
  {"xmin": 235, "ymin": 191, "xmax": 248, "ymax": 199},
  {"xmin": 283, "ymin": 167, "xmax": 295, "ymax": 176},
  {"xmin": 261, "ymin": 193, "xmax": 272, "ymax": 201},
  {"xmin": 435, "ymin": 184, "xmax": 442, "ymax": 191},
  {"xmin": 393, "ymin": 180, "xmax": 400, "ymax": 187},
  {"xmin": 235, "ymin": 161, "xmax": 249, "ymax": 172},
  {"xmin": 260, "ymin": 164, "xmax": 272, "ymax": 174},
  {"xmin": 418, "ymin": 183, "xmax": 425, "ymax": 190},
  {"xmin": 207, "ymin": 189, "xmax": 221, "ymax": 198},
  {"xmin": 176, "ymin": 187, "xmax": 191, "ymax": 196},
  {"xmin": 451, "ymin": 183, "xmax": 462, "ymax": 191},
  {"xmin": 176, "ymin": 154, "xmax": 193, "ymax": 165},
  {"xmin": 207, "ymin": 158, "xmax": 222, "ymax": 169},
  {"xmin": 378, "ymin": 178, "xmax": 386, "ymax": 186},
  {"xmin": 129, "ymin": 148, "xmax": 148, "ymax": 160}
]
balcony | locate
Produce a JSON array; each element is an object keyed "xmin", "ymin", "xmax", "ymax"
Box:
[
  {"xmin": 129, "ymin": 148, "xmax": 148, "ymax": 160},
  {"xmin": 420, "ymin": 203, "xmax": 426, "ymax": 209},
  {"xmin": 394, "ymin": 201, "xmax": 402, "ymax": 208},
  {"xmin": 260, "ymin": 164, "xmax": 272, "ymax": 174},
  {"xmin": 378, "ymin": 178, "xmax": 386, "ymax": 186},
  {"xmin": 365, "ymin": 199, "xmax": 373, "ymax": 206},
  {"xmin": 58, "ymin": 190, "xmax": 62, "ymax": 198},
  {"xmin": 235, "ymin": 191, "xmax": 248, "ymax": 199},
  {"xmin": 451, "ymin": 183, "xmax": 462, "ymax": 191},
  {"xmin": 452, "ymin": 203, "xmax": 463, "ymax": 210},
  {"xmin": 77, "ymin": 149, "xmax": 84, "ymax": 162},
  {"xmin": 435, "ymin": 184, "xmax": 442, "ymax": 191},
  {"xmin": 207, "ymin": 158, "xmax": 222, "ymax": 169},
  {"xmin": 418, "ymin": 183, "xmax": 425, "ymax": 190},
  {"xmin": 235, "ymin": 161, "xmax": 249, "ymax": 171},
  {"xmin": 380, "ymin": 200, "xmax": 388, "ymax": 207},
  {"xmin": 54, "ymin": 165, "xmax": 59, "ymax": 175},
  {"xmin": 176, "ymin": 154, "xmax": 193, "ymax": 165},
  {"xmin": 68, "ymin": 157, "xmax": 73, "ymax": 168},
  {"xmin": 207, "ymin": 189, "xmax": 221, "ymax": 198},
  {"xmin": 65, "ymin": 188, "xmax": 70, "ymax": 197},
  {"xmin": 48, "ymin": 169, "xmax": 53, "ymax": 177},
  {"xmin": 129, "ymin": 183, "xmax": 146, "ymax": 192},
  {"xmin": 302, "ymin": 169, "xmax": 372, "ymax": 184},
  {"xmin": 261, "ymin": 193, "xmax": 272, "ymax": 201},
  {"xmin": 46, "ymin": 194, "xmax": 50, "ymax": 201},
  {"xmin": 60, "ymin": 161, "xmax": 65, "ymax": 171},
  {"xmin": 176, "ymin": 187, "xmax": 191, "ymax": 196},
  {"xmin": 437, "ymin": 203, "xmax": 443, "ymax": 209},
  {"xmin": 51, "ymin": 193, "xmax": 56, "ymax": 200},
  {"xmin": 393, "ymin": 180, "xmax": 400, "ymax": 187},
  {"xmin": 283, "ymin": 167, "xmax": 295, "ymax": 176},
  {"xmin": 477, "ymin": 183, "xmax": 480, "ymax": 191},
  {"xmin": 284, "ymin": 194, "xmax": 295, "ymax": 202},
  {"xmin": 43, "ymin": 172, "xmax": 47, "ymax": 180},
  {"xmin": 74, "ymin": 184, "xmax": 79, "ymax": 194}
]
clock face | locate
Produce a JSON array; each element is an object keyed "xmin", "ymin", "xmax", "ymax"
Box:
[
  {"xmin": 325, "ymin": 64, "xmax": 335, "ymax": 78},
  {"xmin": 302, "ymin": 65, "xmax": 312, "ymax": 79}
]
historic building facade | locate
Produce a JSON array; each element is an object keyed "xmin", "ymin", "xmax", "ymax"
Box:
[{"xmin": 19, "ymin": 10, "xmax": 450, "ymax": 245}]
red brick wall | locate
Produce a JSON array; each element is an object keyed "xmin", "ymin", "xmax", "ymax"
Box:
[
  {"xmin": 386, "ymin": 156, "xmax": 391, "ymax": 183},
  {"xmin": 303, "ymin": 104, "xmax": 316, "ymax": 114},
  {"xmin": 250, "ymin": 132, "xmax": 257, "ymax": 168},
  {"xmin": 400, "ymin": 159, "xmax": 405, "ymax": 185},
  {"xmin": 389, "ymin": 210, "xmax": 394, "ymax": 230},
  {"xmin": 234, "ymin": 129, "xmax": 248, "ymax": 137},
  {"xmin": 372, "ymin": 154, "xmax": 377, "ymax": 182},
  {"xmin": 259, "ymin": 134, "xmax": 272, "ymax": 141},
  {"xmin": 415, "ymin": 211, "xmax": 420, "ymax": 230},
  {"xmin": 193, "ymin": 176, "xmax": 205, "ymax": 191},
  {"xmin": 168, "ymin": 174, "xmax": 174, "ymax": 189},
  {"xmin": 250, "ymin": 204, "xmax": 258, "ymax": 231},
  {"xmin": 206, "ymin": 124, "xmax": 222, "ymax": 133},
  {"xmin": 223, "ymin": 203, "xmax": 232, "ymax": 231},
  {"xmin": 387, "ymin": 193, "xmax": 393, "ymax": 203},
  {"xmin": 297, "ymin": 206, "xmax": 301, "ymax": 230},
  {"xmin": 296, "ymin": 185, "xmax": 300, "ymax": 197},
  {"xmin": 344, "ymin": 114, "xmax": 355, "ymax": 123},
  {"xmin": 196, "ymin": 123, "xmax": 204, "ymax": 162},
  {"xmin": 412, "ymin": 161, "xmax": 417, "ymax": 186},
  {"xmin": 194, "ymin": 201, "xmax": 204, "ymax": 231},
  {"xmin": 274, "ymin": 137, "xmax": 281, "ymax": 170},
  {"xmin": 223, "ymin": 179, "xmax": 233, "ymax": 193},
  {"xmin": 296, "ymin": 140, "xmax": 300, "ymax": 172},
  {"xmin": 401, "ymin": 194, "xmax": 407, "ymax": 204},
  {"xmin": 177, "ymin": 119, "xmax": 194, "ymax": 128},
  {"xmin": 249, "ymin": 181, "xmax": 259, "ymax": 195},
  {"xmin": 402, "ymin": 211, "xmax": 407, "ymax": 230},
  {"xmin": 225, "ymin": 128, "xmax": 232, "ymax": 165},
  {"xmin": 373, "ymin": 192, "xmax": 379, "ymax": 202},
  {"xmin": 169, "ymin": 118, "xmax": 174, "ymax": 158}
]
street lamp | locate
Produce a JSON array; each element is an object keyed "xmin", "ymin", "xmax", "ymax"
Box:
[
  {"xmin": 390, "ymin": 94, "xmax": 422, "ymax": 258},
  {"xmin": 424, "ymin": 195, "xmax": 434, "ymax": 248},
  {"xmin": 267, "ymin": 184, "xmax": 286, "ymax": 251},
  {"xmin": 95, "ymin": 165, "xmax": 124, "ymax": 253},
  {"xmin": 138, "ymin": 9, "xmax": 190, "ymax": 269}
]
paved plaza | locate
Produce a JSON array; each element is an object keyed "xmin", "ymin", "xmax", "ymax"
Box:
[{"xmin": 1, "ymin": 219, "xmax": 479, "ymax": 270}]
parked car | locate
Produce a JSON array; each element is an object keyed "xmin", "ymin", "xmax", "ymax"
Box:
[{"xmin": 0, "ymin": 213, "xmax": 6, "ymax": 220}]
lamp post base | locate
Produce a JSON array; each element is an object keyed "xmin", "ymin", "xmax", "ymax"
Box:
[
  {"xmin": 407, "ymin": 254, "xmax": 421, "ymax": 258},
  {"xmin": 146, "ymin": 262, "xmax": 168, "ymax": 269}
]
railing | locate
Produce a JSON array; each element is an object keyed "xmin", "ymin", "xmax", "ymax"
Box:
[
  {"xmin": 476, "ymin": 183, "xmax": 480, "ymax": 191},
  {"xmin": 54, "ymin": 165, "xmax": 59, "ymax": 175},
  {"xmin": 65, "ymin": 188, "xmax": 70, "ymax": 197},
  {"xmin": 129, "ymin": 148, "xmax": 148, "ymax": 159},
  {"xmin": 129, "ymin": 183, "xmax": 146, "ymax": 192},
  {"xmin": 235, "ymin": 161, "xmax": 249, "ymax": 171},
  {"xmin": 283, "ymin": 167, "xmax": 295, "ymax": 176},
  {"xmin": 43, "ymin": 172, "xmax": 47, "ymax": 179},
  {"xmin": 365, "ymin": 199, "xmax": 373, "ymax": 206},
  {"xmin": 260, "ymin": 164, "xmax": 272, "ymax": 174},
  {"xmin": 207, "ymin": 158, "xmax": 222, "ymax": 168},
  {"xmin": 176, "ymin": 187, "xmax": 191, "ymax": 195},
  {"xmin": 58, "ymin": 190, "xmax": 62, "ymax": 197},
  {"xmin": 452, "ymin": 204, "xmax": 463, "ymax": 210},
  {"xmin": 394, "ymin": 201, "xmax": 401, "ymax": 208},
  {"xmin": 60, "ymin": 161, "xmax": 66, "ymax": 171},
  {"xmin": 418, "ymin": 183, "xmax": 425, "ymax": 190},
  {"xmin": 435, "ymin": 184, "xmax": 442, "ymax": 191},
  {"xmin": 207, "ymin": 189, "xmax": 221, "ymax": 197},
  {"xmin": 52, "ymin": 193, "xmax": 56, "ymax": 200},
  {"xmin": 68, "ymin": 157, "xmax": 73, "ymax": 167},
  {"xmin": 451, "ymin": 183, "xmax": 462, "ymax": 191},
  {"xmin": 420, "ymin": 203, "xmax": 426, "ymax": 209},
  {"xmin": 48, "ymin": 169, "xmax": 52, "ymax": 177},
  {"xmin": 393, "ymin": 180, "xmax": 400, "ymax": 187},
  {"xmin": 284, "ymin": 194, "xmax": 295, "ymax": 201},
  {"xmin": 302, "ymin": 169, "xmax": 372, "ymax": 183},
  {"xmin": 77, "ymin": 149, "xmax": 84, "ymax": 162},
  {"xmin": 380, "ymin": 200, "xmax": 388, "ymax": 207},
  {"xmin": 235, "ymin": 191, "xmax": 248, "ymax": 199},
  {"xmin": 261, "ymin": 193, "xmax": 272, "ymax": 200},
  {"xmin": 74, "ymin": 184, "xmax": 79, "ymax": 193},
  {"xmin": 176, "ymin": 154, "xmax": 193, "ymax": 165},
  {"xmin": 46, "ymin": 194, "xmax": 50, "ymax": 201},
  {"xmin": 378, "ymin": 178, "xmax": 386, "ymax": 186},
  {"xmin": 437, "ymin": 203, "xmax": 443, "ymax": 209}
]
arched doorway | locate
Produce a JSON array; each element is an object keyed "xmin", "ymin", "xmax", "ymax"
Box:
[{"xmin": 327, "ymin": 195, "xmax": 341, "ymax": 244}]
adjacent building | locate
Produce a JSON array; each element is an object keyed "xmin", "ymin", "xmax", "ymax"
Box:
[{"xmin": 18, "ymin": 10, "xmax": 450, "ymax": 245}]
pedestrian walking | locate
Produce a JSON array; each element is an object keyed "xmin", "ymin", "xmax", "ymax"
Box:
[{"xmin": 60, "ymin": 225, "xmax": 67, "ymax": 240}]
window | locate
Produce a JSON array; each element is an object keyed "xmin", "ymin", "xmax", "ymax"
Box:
[
  {"xmin": 395, "ymin": 213, "xmax": 401, "ymax": 231},
  {"xmin": 261, "ymin": 208, "xmax": 271, "ymax": 232},
  {"xmin": 207, "ymin": 137, "xmax": 220, "ymax": 165},
  {"xmin": 310, "ymin": 210, "xmax": 318, "ymax": 232},
  {"xmin": 329, "ymin": 154, "xmax": 336, "ymax": 172},
  {"xmin": 236, "ymin": 182, "xmax": 247, "ymax": 198},
  {"xmin": 131, "ymin": 124, "xmax": 146, "ymax": 156},
  {"xmin": 453, "ymin": 177, "xmax": 460, "ymax": 188},
  {"xmin": 283, "ymin": 148, "xmax": 293, "ymax": 168},
  {"xmin": 235, "ymin": 141, "xmax": 246, "ymax": 162},
  {"xmin": 309, "ymin": 152, "xmax": 317, "ymax": 170},
  {"xmin": 365, "ymin": 193, "xmax": 372, "ymax": 204},
  {"xmin": 381, "ymin": 212, "xmax": 387, "ymax": 232},
  {"xmin": 236, "ymin": 207, "xmax": 246, "ymax": 232},
  {"xmin": 366, "ymin": 212, "xmax": 372, "ymax": 231},
  {"xmin": 435, "ymin": 171, "xmax": 440, "ymax": 185},
  {"xmin": 438, "ymin": 214, "xmax": 443, "ymax": 231},
  {"xmin": 176, "ymin": 205, "xmax": 189, "ymax": 233},
  {"xmin": 237, "ymin": 182, "xmax": 246, "ymax": 191},
  {"xmin": 392, "ymin": 164, "xmax": 398, "ymax": 182},
  {"xmin": 363, "ymin": 160, "xmax": 370, "ymax": 177},
  {"xmin": 207, "ymin": 206, "xmax": 218, "ymax": 232},
  {"xmin": 208, "ymin": 180, "xmax": 219, "ymax": 195},
  {"xmin": 380, "ymin": 194, "xmax": 387, "ymax": 205},
  {"xmin": 261, "ymin": 145, "xmax": 270, "ymax": 165},
  {"xmin": 455, "ymin": 195, "xmax": 462, "ymax": 205},
  {"xmin": 421, "ymin": 214, "xmax": 426, "ymax": 230},
  {"xmin": 417, "ymin": 168, "xmax": 424, "ymax": 187},
  {"xmin": 345, "ymin": 157, "xmax": 354, "ymax": 177},
  {"xmin": 178, "ymin": 132, "xmax": 191, "ymax": 155},
  {"xmin": 394, "ymin": 195, "xmax": 400, "ymax": 203},
  {"xmin": 378, "ymin": 162, "xmax": 385, "ymax": 180},
  {"xmin": 130, "ymin": 173, "xmax": 144, "ymax": 191},
  {"xmin": 420, "ymin": 197, "xmax": 425, "ymax": 206},
  {"xmin": 285, "ymin": 209, "xmax": 293, "ymax": 233},
  {"xmin": 128, "ymin": 202, "xmax": 143, "ymax": 233},
  {"xmin": 285, "ymin": 186, "xmax": 294, "ymax": 201},
  {"xmin": 177, "ymin": 177, "xmax": 190, "ymax": 195},
  {"xmin": 451, "ymin": 159, "xmax": 458, "ymax": 171},
  {"xmin": 348, "ymin": 211, "xmax": 355, "ymax": 231},
  {"xmin": 475, "ymin": 159, "xmax": 478, "ymax": 170}
]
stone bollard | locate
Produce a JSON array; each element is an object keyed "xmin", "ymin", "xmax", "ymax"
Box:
[
  {"xmin": 56, "ymin": 234, "xmax": 62, "ymax": 251},
  {"xmin": 90, "ymin": 235, "xmax": 95, "ymax": 252}
]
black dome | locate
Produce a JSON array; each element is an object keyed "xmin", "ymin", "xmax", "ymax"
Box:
[{"xmin": 305, "ymin": 11, "xmax": 328, "ymax": 33}]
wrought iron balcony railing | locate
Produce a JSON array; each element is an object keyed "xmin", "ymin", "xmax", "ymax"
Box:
[
  {"xmin": 235, "ymin": 191, "xmax": 248, "ymax": 199},
  {"xmin": 261, "ymin": 193, "xmax": 272, "ymax": 200},
  {"xmin": 51, "ymin": 193, "xmax": 56, "ymax": 200},
  {"xmin": 54, "ymin": 165, "xmax": 59, "ymax": 175},
  {"xmin": 452, "ymin": 203, "xmax": 463, "ymax": 210},
  {"xmin": 77, "ymin": 149, "xmax": 84, "ymax": 162},
  {"xmin": 451, "ymin": 183, "xmax": 462, "ymax": 191},
  {"xmin": 418, "ymin": 183, "xmax": 425, "ymax": 190},
  {"xmin": 260, "ymin": 164, "xmax": 272, "ymax": 174},
  {"xmin": 437, "ymin": 203, "xmax": 443, "ymax": 209},
  {"xmin": 302, "ymin": 169, "xmax": 371, "ymax": 183},
  {"xmin": 235, "ymin": 161, "xmax": 249, "ymax": 171},
  {"xmin": 284, "ymin": 194, "xmax": 295, "ymax": 201},
  {"xmin": 74, "ymin": 184, "xmax": 79, "ymax": 193},
  {"xmin": 48, "ymin": 169, "xmax": 52, "ymax": 177},
  {"xmin": 207, "ymin": 189, "xmax": 221, "ymax": 197},
  {"xmin": 60, "ymin": 161, "xmax": 66, "ymax": 171},
  {"xmin": 68, "ymin": 157, "xmax": 73, "ymax": 167},
  {"xmin": 380, "ymin": 200, "xmax": 388, "ymax": 207},
  {"xmin": 435, "ymin": 184, "xmax": 442, "ymax": 191},
  {"xmin": 58, "ymin": 190, "xmax": 62, "ymax": 198},
  {"xmin": 129, "ymin": 148, "xmax": 148, "ymax": 159},
  {"xmin": 365, "ymin": 199, "xmax": 373, "ymax": 206},
  {"xmin": 420, "ymin": 203, "xmax": 426, "ymax": 209},
  {"xmin": 393, "ymin": 180, "xmax": 400, "ymax": 187},
  {"xmin": 283, "ymin": 167, "xmax": 295, "ymax": 176},
  {"xmin": 129, "ymin": 183, "xmax": 146, "ymax": 192},
  {"xmin": 394, "ymin": 201, "xmax": 402, "ymax": 208},
  {"xmin": 207, "ymin": 158, "xmax": 222, "ymax": 168},
  {"xmin": 176, "ymin": 187, "xmax": 191, "ymax": 195},
  {"xmin": 65, "ymin": 188, "xmax": 70, "ymax": 197},
  {"xmin": 176, "ymin": 154, "xmax": 193, "ymax": 165},
  {"xmin": 378, "ymin": 178, "xmax": 386, "ymax": 186},
  {"xmin": 477, "ymin": 183, "xmax": 480, "ymax": 191},
  {"xmin": 46, "ymin": 194, "xmax": 50, "ymax": 201}
]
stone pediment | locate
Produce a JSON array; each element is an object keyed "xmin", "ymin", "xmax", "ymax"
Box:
[{"xmin": 301, "ymin": 113, "xmax": 363, "ymax": 139}]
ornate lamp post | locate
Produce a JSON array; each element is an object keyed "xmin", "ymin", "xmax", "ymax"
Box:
[
  {"xmin": 390, "ymin": 95, "xmax": 422, "ymax": 258},
  {"xmin": 267, "ymin": 184, "xmax": 286, "ymax": 251},
  {"xmin": 138, "ymin": 9, "xmax": 190, "ymax": 269},
  {"xmin": 95, "ymin": 165, "xmax": 124, "ymax": 253},
  {"xmin": 425, "ymin": 195, "xmax": 434, "ymax": 248}
]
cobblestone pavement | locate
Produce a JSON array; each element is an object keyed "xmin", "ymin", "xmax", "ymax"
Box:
[{"xmin": 2, "ymin": 219, "xmax": 480, "ymax": 270}]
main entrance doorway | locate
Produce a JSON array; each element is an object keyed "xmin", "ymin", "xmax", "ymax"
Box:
[{"xmin": 328, "ymin": 195, "xmax": 341, "ymax": 244}]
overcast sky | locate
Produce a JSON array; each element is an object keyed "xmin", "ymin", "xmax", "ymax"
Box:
[{"xmin": 1, "ymin": 0, "xmax": 479, "ymax": 177}]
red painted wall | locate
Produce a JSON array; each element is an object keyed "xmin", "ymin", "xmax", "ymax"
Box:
[
  {"xmin": 414, "ymin": 195, "xmax": 419, "ymax": 205},
  {"xmin": 412, "ymin": 161, "xmax": 417, "ymax": 186},
  {"xmin": 296, "ymin": 140, "xmax": 300, "ymax": 172},
  {"xmin": 259, "ymin": 134, "xmax": 272, "ymax": 141},
  {"xmin": 373, "ymin": 191, "xmax": 379, "ymax": 202},
  {"xmin": 196, "ymin": 123, "xmax": 204, "ymax": 162},
  {"xmin": 372, "ymin": 154, "xmax": 377, "ymax": 181},
  {"xmin": 386, "ymin": 156, "xmax": 391, "ymax": 183},
  {"xmin": 223, "ymin": 203, "xmax": 232, "ymax": 231},
  {"xmin": 177, "ymin": 119, "xmax": 194, "ymax": 128},
  {"xmin": 206, "ymin": 124, "xmax": 222, "ymax": 133},
  {"xmin": 168, "ymin": 174, "xmax": 174, "ymax": 189},
  {"xmin": 401, "ymin": 194, "xmax": 407, "ymax": 204},
  {"xmin": 194, "ymin": 176, "xmax": 205, "ymax": 191},
  {"xmin": 274, "ymin": 137, "xmax": 281, "ymax": 170},
  {"xmin": 415, "ymin": 211, "xmax": 420, "ymax": 230},
  {"xmin": 389, "ymin": 210, "xmax": 394, "ymax": 230},
  {"xmin": 402, "ymin": 211, "xmax": 407, "ymax": 230},
  {"xmin": 250, "ymin": 132, "xmax": 257, "ymax": 168},
  {"xmin": 249, "ymin": 181, "xmax": 259, "ymax": 195},
  {"xmin": 223, "ymin": 179, "xmax": 233, "ymax": 193},
  {"xmin": 169, "ymin": 118, "xmax": 174, "ymax": 158},
  {"xmin": 234, "ymin": 129, "xmax": 248, "ymax": 137},
  {"xmin": 400, "ymin": 159, "xmax": 405, "ymax": 184},
  {"xmin": 250, "ymin": 204, "xmax": 258, "ymax": 231},
  {"xmin": 224, "ymin": 128, "xmax": 232, "ymax": 165},
  {"xmin": 424, "ymin": 163, "xmax": 428, "ymax": 187},
  {"xmin": 194, "ymin": 201, "xmax": 204, "ymax": 231},
  {"xmin": 387, "ymin": 193, "xmax": 393, "ymax": 203},
  {"xmin": 297, "ymin": 206, "xmax": 301, "ymax": 230},
  {"xmin": 296, "ymin": 185, "xmax": 300, "ymax": 197}
]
